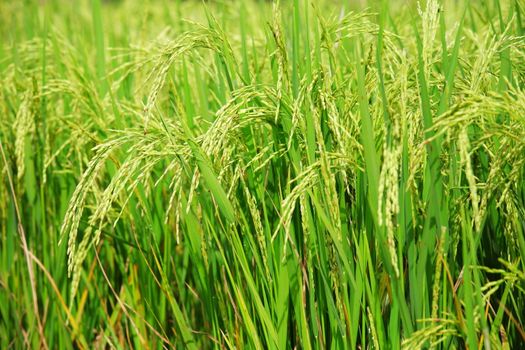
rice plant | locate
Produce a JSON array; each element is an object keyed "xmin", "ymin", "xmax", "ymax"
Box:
[{"xmin": 1, "ymin": 0, "xmax": 524, "ymax": 348}]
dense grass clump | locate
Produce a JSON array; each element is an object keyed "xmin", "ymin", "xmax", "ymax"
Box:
[{"xmin": 1, "ymin": 0, "xmax": 525, "ymax": 348}]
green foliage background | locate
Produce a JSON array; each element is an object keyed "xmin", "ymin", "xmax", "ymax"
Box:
[{"xmin": 1, "ymin": 0, "xmax": 525, "ymax": 348}]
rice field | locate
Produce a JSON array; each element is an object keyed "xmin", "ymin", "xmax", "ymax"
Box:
[{"xmin": 1, "ymin": 0, "xmax": 525, "ymax": 348}]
